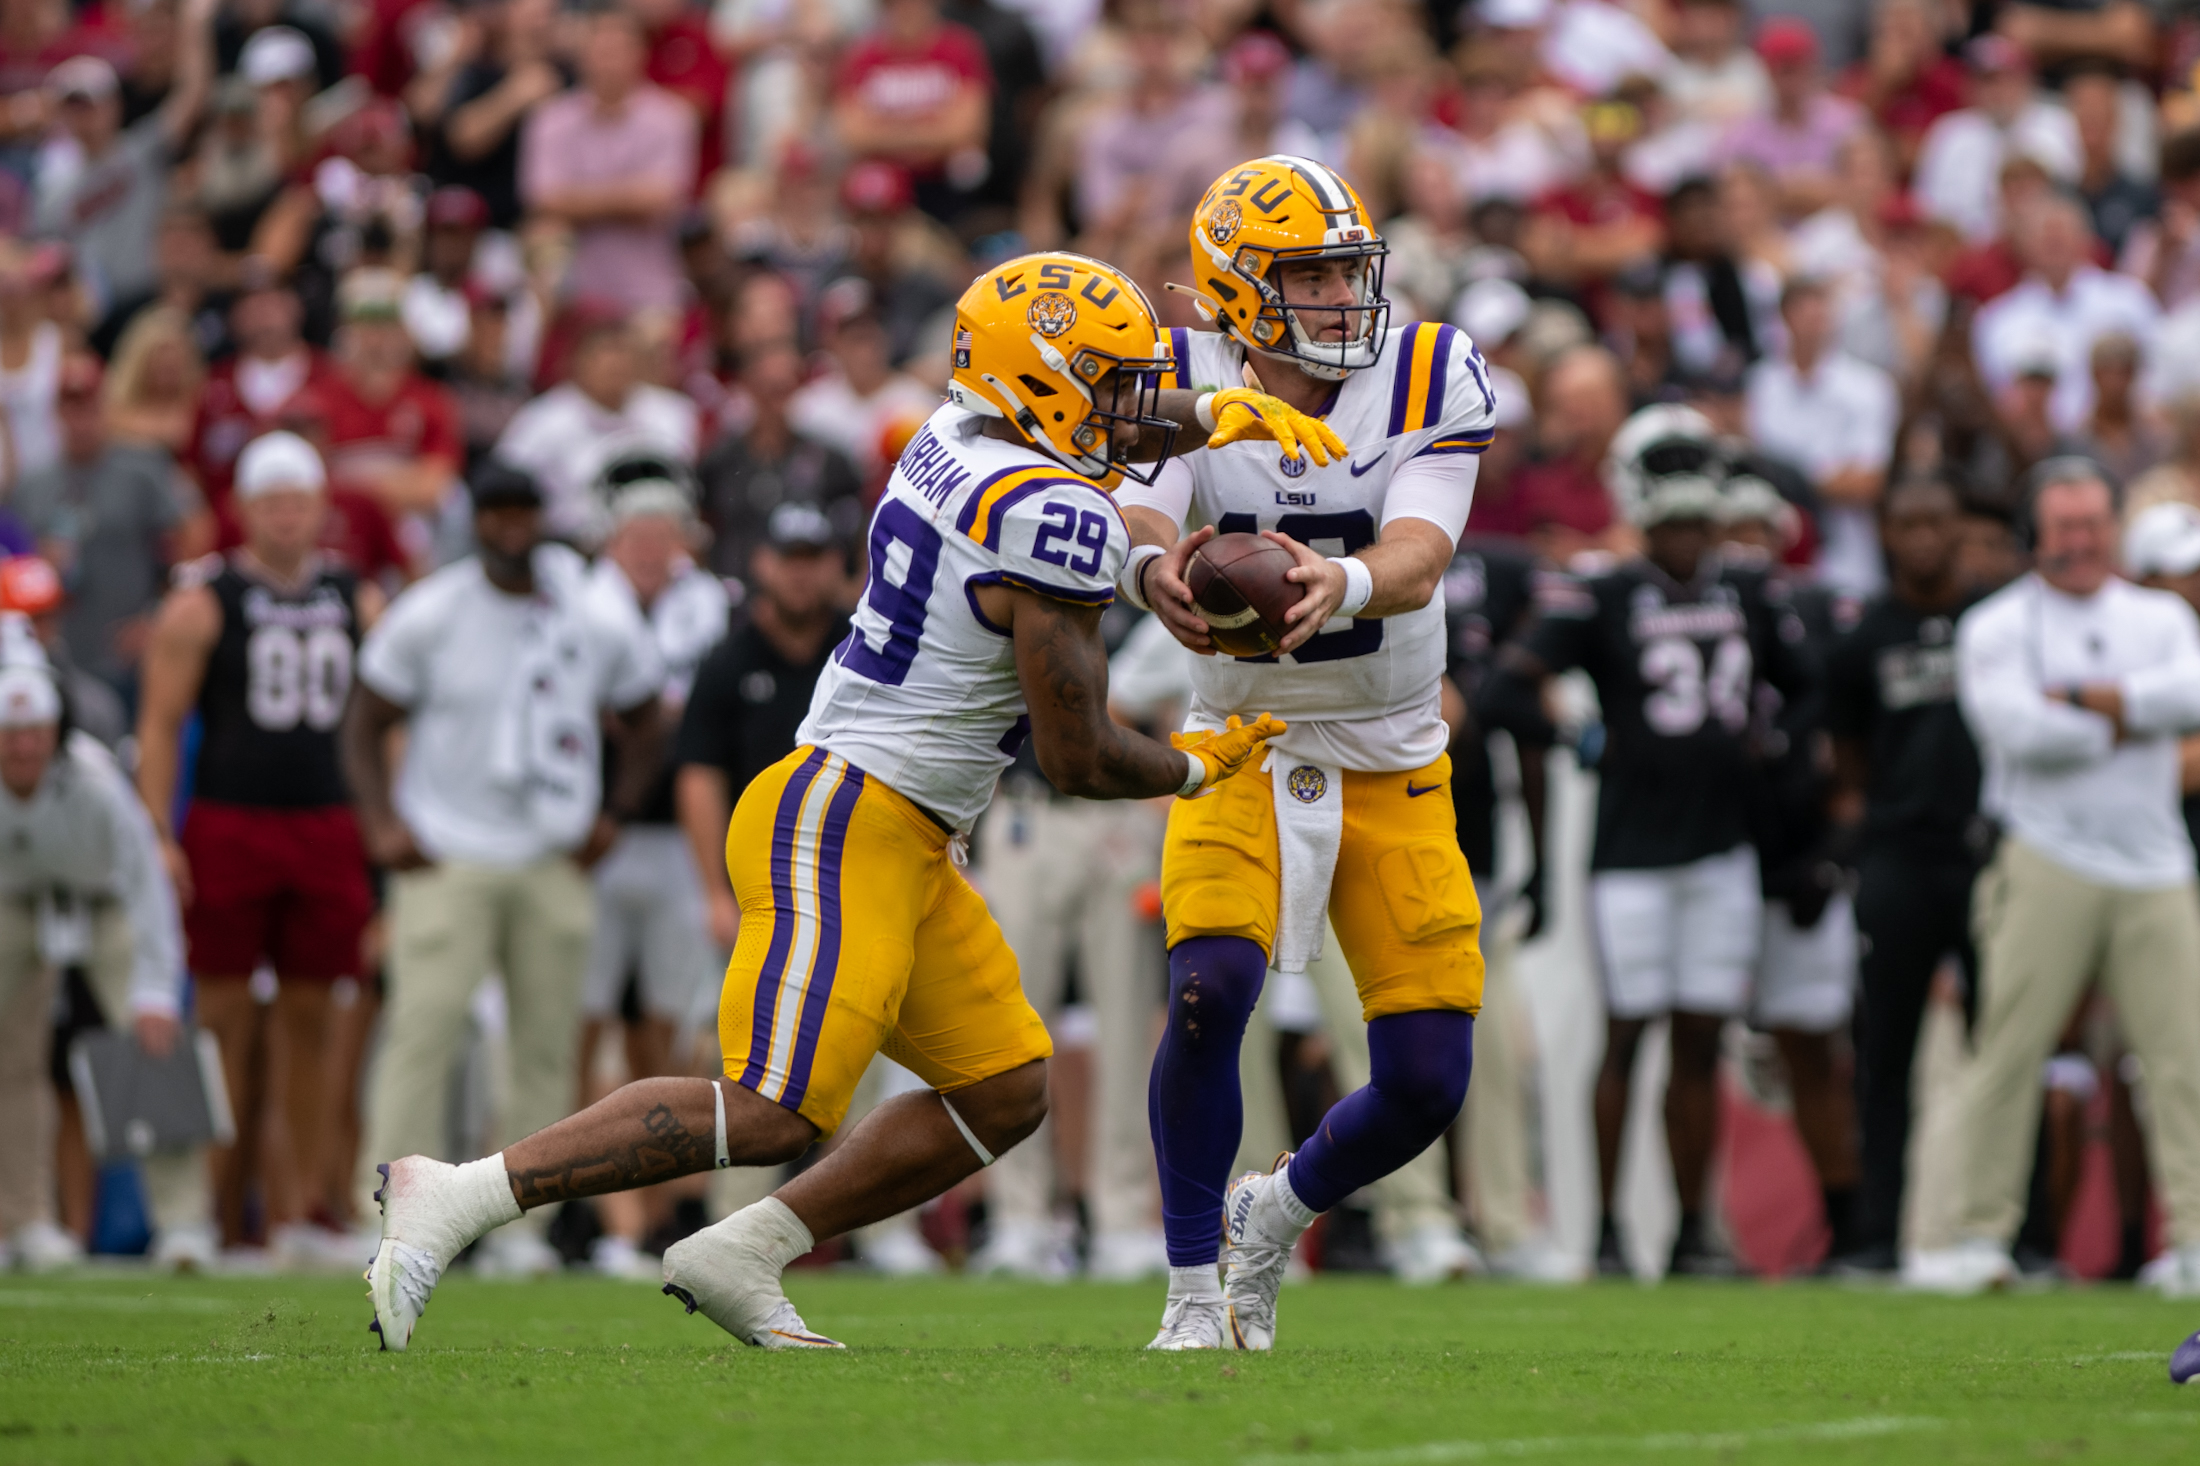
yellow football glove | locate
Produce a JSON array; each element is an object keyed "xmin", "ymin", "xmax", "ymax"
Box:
[
  {"xmin": 1202, "ymin": 388, "xmax": 1349, "ymax": 468},
  {"xmin": 1170, "ymin": 713, "xmax": 1288, "ymax": 794}
]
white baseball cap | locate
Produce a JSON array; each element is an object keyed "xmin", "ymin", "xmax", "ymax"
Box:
[
  {"xmin": 241, "ymin": 26, "xmax": 317, "ymax": 87},
  {"xmin": 235, "ymin": 431, "xmax": 326, "ymax": 500},
  {"xmin": 1474, "ymin": 0, "xmax": 1552, "ymax": 29},
  {"xmin": 2124, "ymin": 500, "xmax": 2200, "ymax": 579},
  {"xmin": 0, "ymin": 665, "xmax": 59, "ymax": 728}
]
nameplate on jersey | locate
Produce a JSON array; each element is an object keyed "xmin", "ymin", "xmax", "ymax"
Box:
[{"xmin": 898, "ymin": 426, "xmax": 970, "ymax": 508}]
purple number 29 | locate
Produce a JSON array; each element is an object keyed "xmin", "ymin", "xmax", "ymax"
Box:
[
  {"xmin": 1031, "ymin": 503, "xmax": 1109, "ymax": 578},
  {"xmin": 837, "ymin": 499, "xmax": 941, "ymax": 687}
]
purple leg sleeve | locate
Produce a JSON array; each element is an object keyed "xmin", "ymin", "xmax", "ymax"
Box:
[
  {"xmin": 1286, "ymin": 1010, "xmax": 1474, "ymax": 1215},
  {"xmin": 1148, "ymin": 935, "xmax": 1267, "ymax": 1267}
]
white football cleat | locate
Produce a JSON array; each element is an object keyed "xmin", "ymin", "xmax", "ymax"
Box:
[
  {"xmin": 1387, "ymin": 1222, "xmax": 1485, "ymax": 1285},
  {"xmin": 967, "ymin": 1218, "xmax": 1074, "ymax": 1281},
  {"xmin": 1221, "ymin": 1156, "xmax": 1309, "ymax": 1351},
  {"xmin": 661, "ymin": 1205, "xmax": 843, "ymax": 1349},
  {"xmin": 2140, "ymin": 1245, "xmax": 2200, "ymax": 1299},
  {"xmin": 589, "ymin": 1235, "xmax": 664, "ymax": 1282},
  {"xmin": 472, "ymin": 1226, "xmax": 562, "ymax": 1279},
  {"xmin": 1088, "ymin": 1229, "xmax": 1170, "ymax": 1282},
  {"xmin": 12, "ymin": 1220, "xmax": 83, "ymax": 1273},
  {"xmin": 859, "ymin": 1217, "xmax": 944, "ymax": 1276},
  {"xmin": 1900, "ymin": 1238, "xmax": 2015, "ymax": 1296},
  {"xmin": 367, "ymin": 1156, "xmax": 519, "ymax": 1352},
  {"xmin": 151, "ymin": 1224, "xmax": 219, "ymax": 1274},
  {"xmin": 1145, "ymin": 1293, "xmax": 1229, "ymax": 1350}
]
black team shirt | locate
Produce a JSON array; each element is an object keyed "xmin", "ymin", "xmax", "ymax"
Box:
[
  {"xmin": 1441, "ymin": 538, "xmax": 1541, "ymax": 877},
  {"xmin": 1515, "ymin": 558, "xmax": 1815, "ymax": 871},
  {"xmin": 676, "ymin": 614, "xmax": 852, "ymax": 803},
  {"xmin": 1822, "ymin": 595, "xmax": 1983, "ymax": 865}
]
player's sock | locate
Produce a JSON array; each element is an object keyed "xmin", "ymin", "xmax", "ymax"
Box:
[
  {"xmin": 1285, "ymin": 1011, "xmax": 1474, "ymax": 1214},
  {"xmin": 1168, "ymin": 1264, "xmax": 1223, "ymax": 1303},
  {"xmin": 452, "ymin": 1153, "xmax": 524, "ymax": 1239},
  {"xmin": 1149, "ymin": 935, "xmax": 1267, "ymax": 1267}
]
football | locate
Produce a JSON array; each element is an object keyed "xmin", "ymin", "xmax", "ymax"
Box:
[{"xmin": 1186, "ymin": 532, "xmax": 1304, "ymax": 657}]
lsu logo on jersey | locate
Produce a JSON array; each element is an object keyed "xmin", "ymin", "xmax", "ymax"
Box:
[{"xmin": 1286, "ymin": 765, "xmax": 1328, "ymax": 803}]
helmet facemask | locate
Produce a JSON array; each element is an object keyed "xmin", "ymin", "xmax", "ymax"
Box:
[
  {"xmin": 970, "ymin": 337, "xmax": 1179, "ymax": 487},
  {"xmin": 1195, "ymin": 228, "xmax": 1389, "ymax": 381}
]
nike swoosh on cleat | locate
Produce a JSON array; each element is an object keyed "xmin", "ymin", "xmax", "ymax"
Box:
[
  {"xmin": 1405, "ymin": 781, "xmax": 1444, "ymax": 797},
  {"xmin": 1349, "ymin": 451, "xmax": 1388, "ymax": 477}
]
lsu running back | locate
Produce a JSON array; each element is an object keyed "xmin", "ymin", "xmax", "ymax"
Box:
[
  {"xmin": 1120, "ymin": 156, "xmax": 1497, "ymax": 1353},
  {"xmin": 367, "ymin": 252, "xmax": 1287, "ymax": 1356}
]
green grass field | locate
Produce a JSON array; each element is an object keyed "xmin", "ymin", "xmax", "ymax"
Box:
[{"xmin": 2, "ymin": 1271, "xmax": 2197, "ymax": 1464}]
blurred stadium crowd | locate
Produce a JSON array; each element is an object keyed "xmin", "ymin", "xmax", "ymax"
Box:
[{"xmin": 1, "ymin": 0, "xmax": 2199, "ymax": 1288}]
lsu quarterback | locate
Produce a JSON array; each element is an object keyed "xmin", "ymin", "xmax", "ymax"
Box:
[
  {"xmin": 1116, "ymin": 155, "xmax": 1500, "ymax": 1350},
  {"xmin": 365, "ymin": 252, "xmax": 1339, "ymax": 1351}
]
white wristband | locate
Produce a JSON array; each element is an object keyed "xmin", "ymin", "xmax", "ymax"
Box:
[
  {"xmin": 1330, "ymin": 555, "xmax": 1373, "ymax": 618},
  {"xmin": 1119, "ymin": 543, "xmax": 1164, "ymax": 611},
  {"xmin": 1176, "ymin": 749, "xmax": 1206, "ymax": 796},
  {"xmin": 1194, "ymin": 391, "xmax": 1218, "ymax": 434}
]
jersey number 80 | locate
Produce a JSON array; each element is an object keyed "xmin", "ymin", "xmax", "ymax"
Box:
[{"xmin": 247, "ymin": 624, "xmax": 354, "ymax": 732}]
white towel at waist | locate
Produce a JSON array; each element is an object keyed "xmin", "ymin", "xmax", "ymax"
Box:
[{"xmin": 1268, "ymin": 749, "xmax": 1344, "ymax": 973}]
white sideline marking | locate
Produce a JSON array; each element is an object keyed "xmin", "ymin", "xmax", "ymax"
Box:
[
  {"xmin": 1238, "ymin": 1415, "xmax": 1944, "ymax": 1465},
  {"xmin": 900, "ymin": 1415, "xmax": 1946, "ymax": 1466},
  {"xmin": 0, "ymin": 1289, "xmax": 233, "ymax": 1313}
]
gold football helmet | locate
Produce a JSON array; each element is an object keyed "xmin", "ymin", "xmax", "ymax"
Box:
[
  {"xmin": 945, "ymin": 251, "xmax": 1177, "ymax": 485},
  {"xmin": 1185, "ymin": 155, "xmax": 1389, "ymax": 380}
]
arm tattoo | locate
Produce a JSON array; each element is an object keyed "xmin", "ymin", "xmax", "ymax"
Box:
[{"xmin": 506, "ymin": 1102, "xmax": 716, "ymax": 1208}]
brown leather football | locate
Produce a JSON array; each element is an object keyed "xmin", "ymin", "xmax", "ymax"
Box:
[{"xmin": 1186, "ymin": 532, "xmax": 1304, "ymax": 657}]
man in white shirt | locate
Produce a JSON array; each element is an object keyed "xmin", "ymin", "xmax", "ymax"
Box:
[
  {"xmin": 1972, "ymin": 191, "xmax": 2160, "ymax": 436},
  {"xmin": 1908, "ymin": 462, "xmax": 2200, "ymax": 1297},
  {"xmin": 0, "ymin": 621, "xmax": 210, "ymax": 1271},
  {"xmin": 1913, "ymin": 36, "xmax": 2080, "ymax": 245},
  {"xmin": 493, "ymin": 316, "xmax": 698, "ymax": 542},
  {"xmin": 1744, "ymin": 276, "xmax": 1898, "ymax": 596},
  {"xmin": 342, "ymin": 462, "xmax": 666, "ymax": 1275}
]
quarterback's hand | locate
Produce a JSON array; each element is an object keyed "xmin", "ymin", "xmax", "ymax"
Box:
[
  {"xmin": 1146, "ymin": 524, "xmax": 1217, "ymax": 655},
  {"xmin": 1171, "ymin": 713, "xmax": 1287, "ymax": 793},
  {"xmin": 1204, "ymin": 388, "xmax": 1348, "ymax": 467},
  {"xmin": 1262, "ymin": 531, "xmax": 1349, "ymax": 655}
]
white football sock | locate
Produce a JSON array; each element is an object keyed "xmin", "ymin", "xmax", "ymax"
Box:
[
  {"xmin": 452, "ymin": 1154, "xmax": 523, "ymax": 1243},
  {"xmin": 1270, "ymin": 1168, "xmax": 1317, "ymax": 1232},
  {"xmin": 743, "ymin": 1196, "xmax": 817, "ymax": 1271},
  {"xmin": 1168, "ymin": 1263, "xmax": 1223, "ymax": 1302}
]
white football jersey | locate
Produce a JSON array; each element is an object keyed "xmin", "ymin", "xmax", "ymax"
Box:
[
  {"xmin": 1117, "ymin": 322, "xmax": 1497, "ymax": 772},
  {"xmin": 797, "ymin": 404, "xmax": 1127, "ymax": 830}
]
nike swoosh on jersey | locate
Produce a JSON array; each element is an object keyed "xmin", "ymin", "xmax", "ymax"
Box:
[
  {"xmin": 1405, "ymin": 781, "xmax": 1444, "ymax": 797},
  {"xmin": 1349, "ymin": 451, "xmax": 1388, "ymax": 477}
]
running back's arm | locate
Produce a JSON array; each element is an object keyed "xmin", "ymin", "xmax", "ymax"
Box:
[{"xmin": 983, "ymin": 583, "xmax": 1195, "ymax": 799}]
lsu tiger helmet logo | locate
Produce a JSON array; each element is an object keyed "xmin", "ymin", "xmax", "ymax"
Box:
[
  {"xmin": 946, "ymin": 251, "xmax": 1178, "ymax": 487},
  {"xmin": 1027, "ymin": 292, "xmax": 1077, "ymax": 337},
  {"xmin": 1184, "ymin": 155, "xmax": 1389, "ymax": 381}
]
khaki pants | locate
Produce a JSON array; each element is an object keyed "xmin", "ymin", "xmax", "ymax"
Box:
[
  {"xmin": 357, "ymin": 858, "xmax": 593, "ymax": 1223},
  {"xmin": 1303, "ymin": 920, "xmax": 1535, "ymax": 1252},
  {"xmin": 1939, "ymin": 839, "xmax": 2200, "ymax": 1249},
  {"xmin": 976, "ymin": 793, "xmax": 1164, "ymax": 1239},
  {"xmin": 0, "ymin": 899, "xmax": 209, "ymax": 1239}
]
